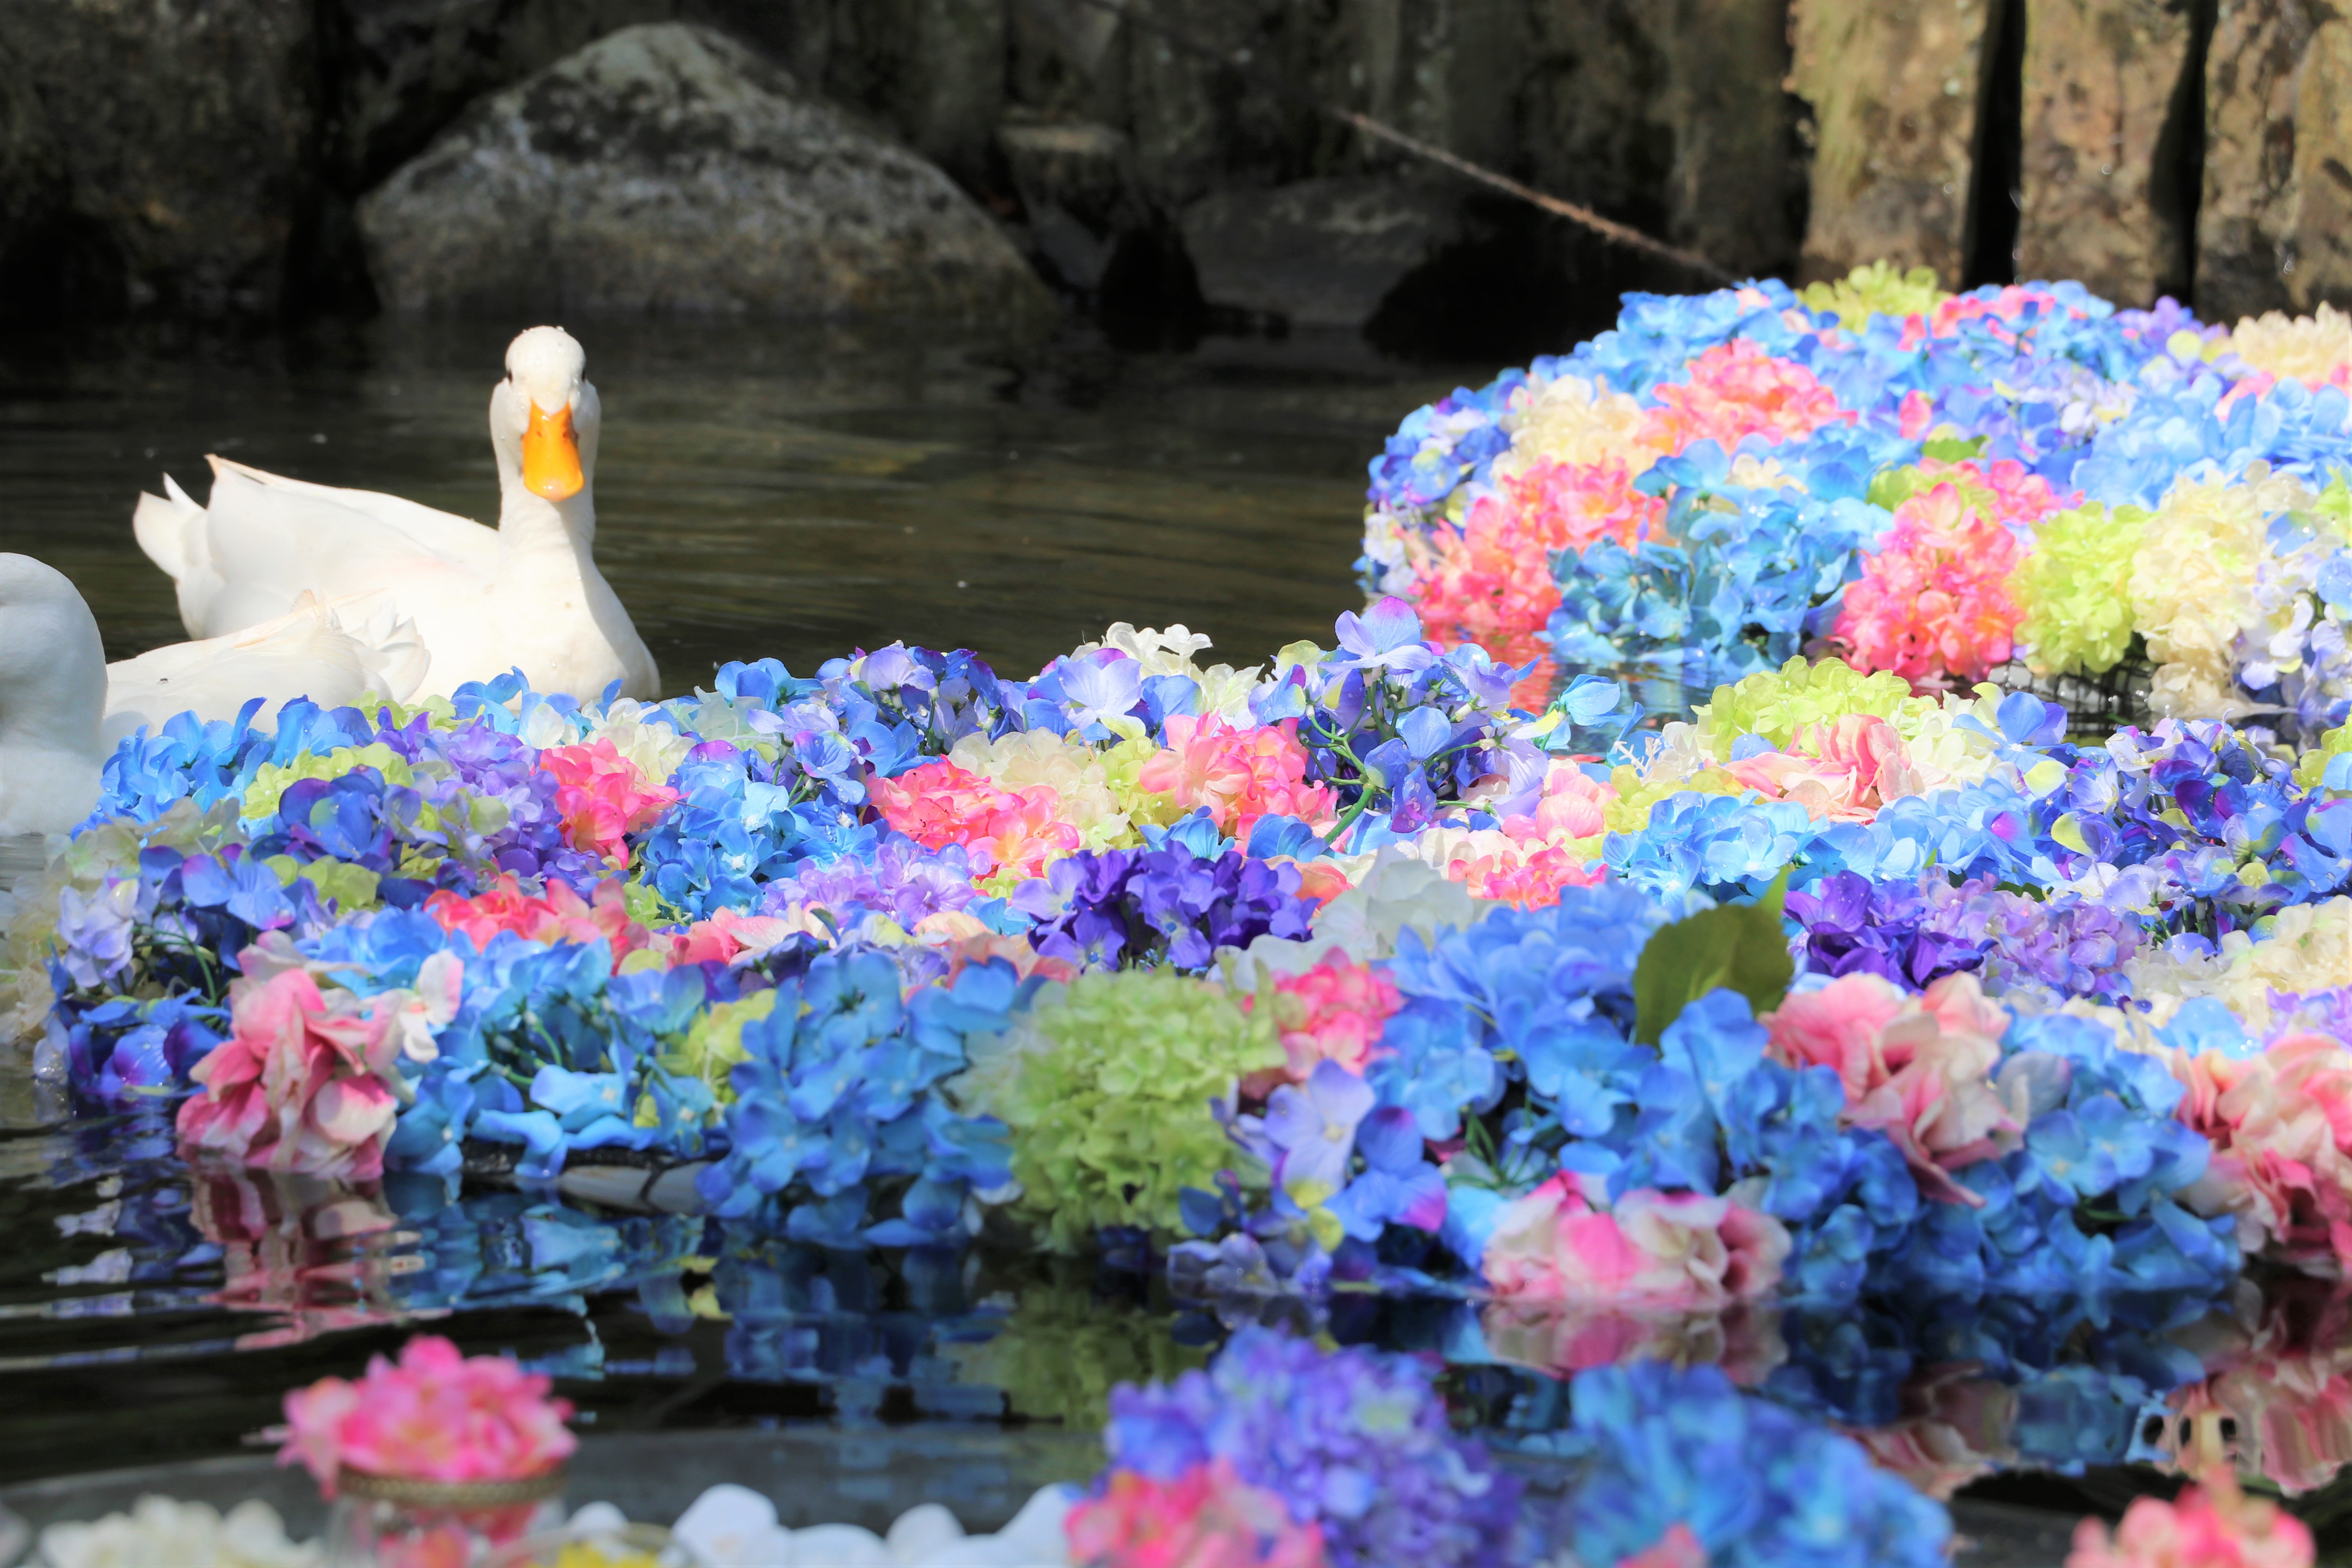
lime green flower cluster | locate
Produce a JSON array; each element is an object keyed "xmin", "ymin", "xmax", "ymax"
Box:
[
  {"xmin": 1867, "ymin": 459, "xmax": 1995, "ymax": 518},
  {"xmin": 1798, "ymin": 262, "xmax": 1946, "ymax": 329},
  {"xmin": 1689, "ymin": 657, "xmax": 1919, "ymax": 758},
  {"xmin": 658, "ymin": 989, "xmax": 776, "ymax": 1109},
  {"xmin": 2009, "ymin": 503, "xmax": 2151, "ymax": 676},
  {"xmin": 2296, "ymin": 721, "xmax": 2352, "ymax": 791},
  {"xmin": 970, "ymin": 972, "xmax": 1281, "ymax": 1250},
  {"xmin": 242, "ymin": 742, "xmax": 417, "ymax": 821}
]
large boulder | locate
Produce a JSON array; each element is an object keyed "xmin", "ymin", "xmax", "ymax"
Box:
[
  {"xmin": 1179, "ymin": 176, "xmax": 1463, "ymax": 328},
  {"xmin": 357, "ymin": 22, "xmax": 1054, "ymax": 324},
  {"xmin": 0, "ymin": 0, "xmax": 318, "ymax": 314},
  {"xmin": 2198, "ymin": 0, "xmax": 2352, "ymax": 322},
  {"xmin": 1789, "ymin": 0, "xmax": 1999, "ymax": 285},
  {"xmin": 2016, "ymin": 0, "xmax": 2200, "ymax": 306}
]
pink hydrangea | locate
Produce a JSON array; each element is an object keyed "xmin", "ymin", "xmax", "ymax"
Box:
[
  {"xmin": 2065, "ymin": 1475, "xmax": 2313, "ymax": 1568},
  {"xmin": 535, "ymin": 739, "xmax": 680, "ymax": 866},
  {"xmin": 1405, "ymin": 461, "xmax": 1661, "ymax": 693},
  {"xmin": 1833, "ymin": 483, "xmax": 2025, "ymax": 687},
  {"xmin": 641, "ymin": 907, "xmax": 800, "ymax": 968},
  {"xmin": 1063, "ymin": 1459, "xmax": 1325, "ymax": 1568},
  {"xmin": 1480, "ymin": 1172, "xmax": 1789, "ymax": 1307},
  {"xmin": 1639, "ymin": 339, "xmax": 1855, "ymax": 453},
  {"xmin": 177, "ymin": 968, "xmax": 415, "ymax": 1182},
  {"xmin": 1241, "ymin": 953, "xmax": 1403, "ymax": 1095},
  {"xmin": 2171, "ymin": 1033, "xmax": 2352, "ymax": 1271},
  {"xmin": 1616, "ymin": 1525, "xmax": 1708, "ymax": 1568},
  {"xmin": 2167, "ymin": 1282, "xmax": 2352, "ymax": 1495},
  {"xmin": 1443, "ymin": 828, "xmax": 1609, "ymax": 909},
  {"xmin": 424, "ymin": 874, "xmax": 649, "ymax": 970},
  {"xmin": 1725, "ymin": 715, "xmax": 1914, "ymax": 822},
  {"xmin": 1135, "ymin": 716, "xmax": 1336, "ymax": 840},
  {"xmin": 1765, "ymin": 972, "xmax": 2019, "ymax": 1205},
  {"xmin": 281, "ymin": 1334, "xmax": 577, "ymax": 1493},
  {"xmin": 1918, "ymin": 455, "xmax": 2080, "ymax": 531},
  {"xmin": 870, "ymin": 760, "xmax": 1082, "ymax": 882}
]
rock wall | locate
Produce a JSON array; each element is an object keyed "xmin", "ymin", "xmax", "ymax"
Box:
[{"xmin": 11, "ymin": 0, "xmax": 2352, "ymax": 328}]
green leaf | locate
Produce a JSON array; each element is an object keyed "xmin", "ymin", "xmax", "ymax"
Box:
[{"xmin": 1632, "ymin": 871, "xmax": 1795, "ymax": 1045}]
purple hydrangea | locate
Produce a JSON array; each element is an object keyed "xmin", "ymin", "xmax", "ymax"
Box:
[
  {"xmin": 1788, "ymin": 870, "xmax": 2140, "ymax": 1005},
  {"xmin": 1102, "ymin": 1326, "xmax": 1520, "ymax": 1568},
  {"xmin": 1029, "ymin": 846, "xmax": 1315, "ymax": 971}
]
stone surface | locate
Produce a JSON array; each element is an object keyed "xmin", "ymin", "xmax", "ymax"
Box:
[
  {"xmin": 0, "ymin": 0, "xmax": 319, "ymax": 314},
  {"xmin": 2197, "ymin": 0, "xmax": 2352, "ymax": 322},
  {"xmin": 358, "ymin": 23, "xmax": 1055, "ymax": 325},
  {"xmin": 1789, "ymin": 0, "xmax": 1998, "ymax": 285},
  {"xmin": 1179, "ymin": 176, "xmax": 1463, "ymax": 327},
  {"xmin": 2016, "ymin": 0, "xmax": 2200, "ymax": 304}
]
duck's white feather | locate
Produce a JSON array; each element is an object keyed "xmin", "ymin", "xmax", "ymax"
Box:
[
  {"xmin": 129, "ymin": 326, "xmax": 657, "ymax": 701},
  {"xmin": 101, "ymin": 590, "xmax": 433, "ymax": 749}
]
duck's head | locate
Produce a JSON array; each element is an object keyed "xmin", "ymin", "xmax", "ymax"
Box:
[
  {"xmin": 492, "ymin": 326, "xmax": 599, "ymax": 505},
  {"xmin": 0, "ymin": 554, "xmax": 108, "ymax": 766}
]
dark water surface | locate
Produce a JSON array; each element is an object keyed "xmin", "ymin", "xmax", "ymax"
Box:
[{"xmin": 0, "ymin": 319, "xmax": 1447, "ymax": 687}]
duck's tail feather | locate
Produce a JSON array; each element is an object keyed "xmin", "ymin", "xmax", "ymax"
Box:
[
  {"xmin": 319, "ymin": 591, "xmax": 434, "ymax": 704},
  {"xmin": 132, "ymin": 474, "xmax": 220, "ymax": 638}
]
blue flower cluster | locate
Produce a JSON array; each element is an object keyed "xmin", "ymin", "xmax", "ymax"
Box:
[
  {"xmin": 694, "ymin": 950, "xmax": 1025, "ymax": 1248},
  {"xmin": 1028, "ymin": 837, "xmax": 1316, "ymax": 972},
  {"xmin": 1101, "ymin": 1325, "xmax": 1521, "ymax": 1568},
  {"xmin": 1545, "ymin": 1359, "xmax": 1950, "ymax": 1568}
]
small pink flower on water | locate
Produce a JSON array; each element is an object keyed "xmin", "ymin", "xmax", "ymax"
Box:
[
  {"xmin": 2065, "ymin": 1474, "xmax": 2312, "ymax": 1568},
  {"xmin": 281, "ymin": 1334, "xmax": 576, "ymax": 1494},
  {"xmin": 1064, "ymin": 1459, "xmax": 1325, "ymax": 1568}
]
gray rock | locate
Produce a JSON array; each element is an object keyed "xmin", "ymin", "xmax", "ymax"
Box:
[
  {"xmin": 0, "ymin": 0, "xmax": 319, "ymax": 314},
  {"xmin": 2016, "ymin": 0, "xmax": 2200, "ymax": 305},
  {"xmin": 357, "ymin": 22, "xmax": 1055, "ymax": 325},
  {"xmin": 2196, "ymin": 0, "xmax": 2352, "ymax": 322},
  {"xmin": 1790, "ymin": 0, "xmax": 1998, "ymax": 286},
  {"xmin": 1179, "ymin": 176, "xmax": 1463, "ymax": 328}
]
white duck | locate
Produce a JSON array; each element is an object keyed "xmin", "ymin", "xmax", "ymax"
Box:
[
  {"xmin": 0, "ymin": 554, "xmax": 430, "ymax": 836},
  {"xmin": 131, "ymin": 325, "xmax": 659, "ymax": 702}
]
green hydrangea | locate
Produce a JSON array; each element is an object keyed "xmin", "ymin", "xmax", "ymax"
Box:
[
  {"xmin": 1867, "ymin": 461, "xmax": 1995, "ymax": 516},
  {"xmin": 242, "ymin": 742, "xmax": 416, "ymax": 821},
  {"xmin": 2297, "ymin": 721, "xmax": 2352, "ymax": 790},
  {"xmin": 262, "ymin": 853, "xmax": 381, "ymax": 913},
  {"xmin": 969, "ymin": 972, "xmax": 1281, "ymax": 1251},
  {"xmin": 657, "ymin": 989, "xmax": 776, "ymax": 1109},
  {"xmin": 2009, "ymin": 502, "xmax": 2150, "ymax": 675},
  {"xmin": 1690, "ymin": 657, "xmax": 1918, "ymax": 758},
  {"xmin": 1799, "ymin": 262, "xmax": 1947, "ymax": 329}
]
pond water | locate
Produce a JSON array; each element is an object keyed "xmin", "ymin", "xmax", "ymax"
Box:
[{"xmin": 0, "ymin": 318, "xmax": 2322, "ymax": 1563}]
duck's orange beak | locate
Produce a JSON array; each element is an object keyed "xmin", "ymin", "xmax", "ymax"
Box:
[{"xmin": 522, "ymin": 401, "xmax": 584, "ymax": 501}]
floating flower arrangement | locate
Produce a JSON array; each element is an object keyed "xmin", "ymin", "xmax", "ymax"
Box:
[{"xmin": 16, "ymin": 265, "xmax": 2352, "ymax": 1563}]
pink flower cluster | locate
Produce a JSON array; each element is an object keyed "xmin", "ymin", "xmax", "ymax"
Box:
[
  {"xmin": 1725, "ymin": 715, "xmax": 1915, "ymax": 823},
  {"xmin": 2066, "ymin": 1476, "xmax": 2313, "ymax": 1568},
  {"xmin": 1481, "ymin": 1172, "xmax": 1789, "ymax": 1307},
  {"xmin": 1064, "ymin": 1460, "xmax": 1325, "ymax": 1568},
  {"xmin": 424, "ymin": 874, "xmax": 649, "ymax": 970},
  {"xmin": 1616, "ymin": 1525, "xmax": 1708, "ymax": 1568},
  {"xmin": 1241, "ymin": 953, "xmax": 1403, "ymax": 1095},
  {"xmin": 1445, "ymin": 765, "xmax": 1616, "ymax": 907},
  {"xmin": 1136, "ymin": 716, "xmax": 1335, "ymax": 840},
  {"xmin": 1766, "ymin": 973, "xmax": 2019, "ymax": 1205},
  {"xmin": 2171, "ymin": 1033, "xmax": 2352, "ymax": 1272},
  {"xmin": 178, "ymin": 968, "xmax": 413, "ymax": 1182},
  {"xmin": 1834, "ymin": 483, "xmax": 2025, "ymax": 687},
  {"xmin": 869, "ymin": 760, "xmax": 1083, "ymax": 884},
  {"xmin": 1638, "ymin": 339, "xmax": 1855, "ymax": 454},
  {"xmin": 535, "ymin": 739, "xmax": 680, "ymax": 867},
  {"xmin": 1920, "ymin": 455, "xmax": 2078, "ymax": 532},
  {"xmin": 281, "ymin": 1334, "xmax": 577, "ymax": 1493}
]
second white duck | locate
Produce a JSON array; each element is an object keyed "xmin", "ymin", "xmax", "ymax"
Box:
[
  {"xmin": 131, "ymin": 325, "xmax": 660, "ymax": 702},
  {"xmin": 0, "ymin": 555, "xmax": 430, "ymax": 837}
]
